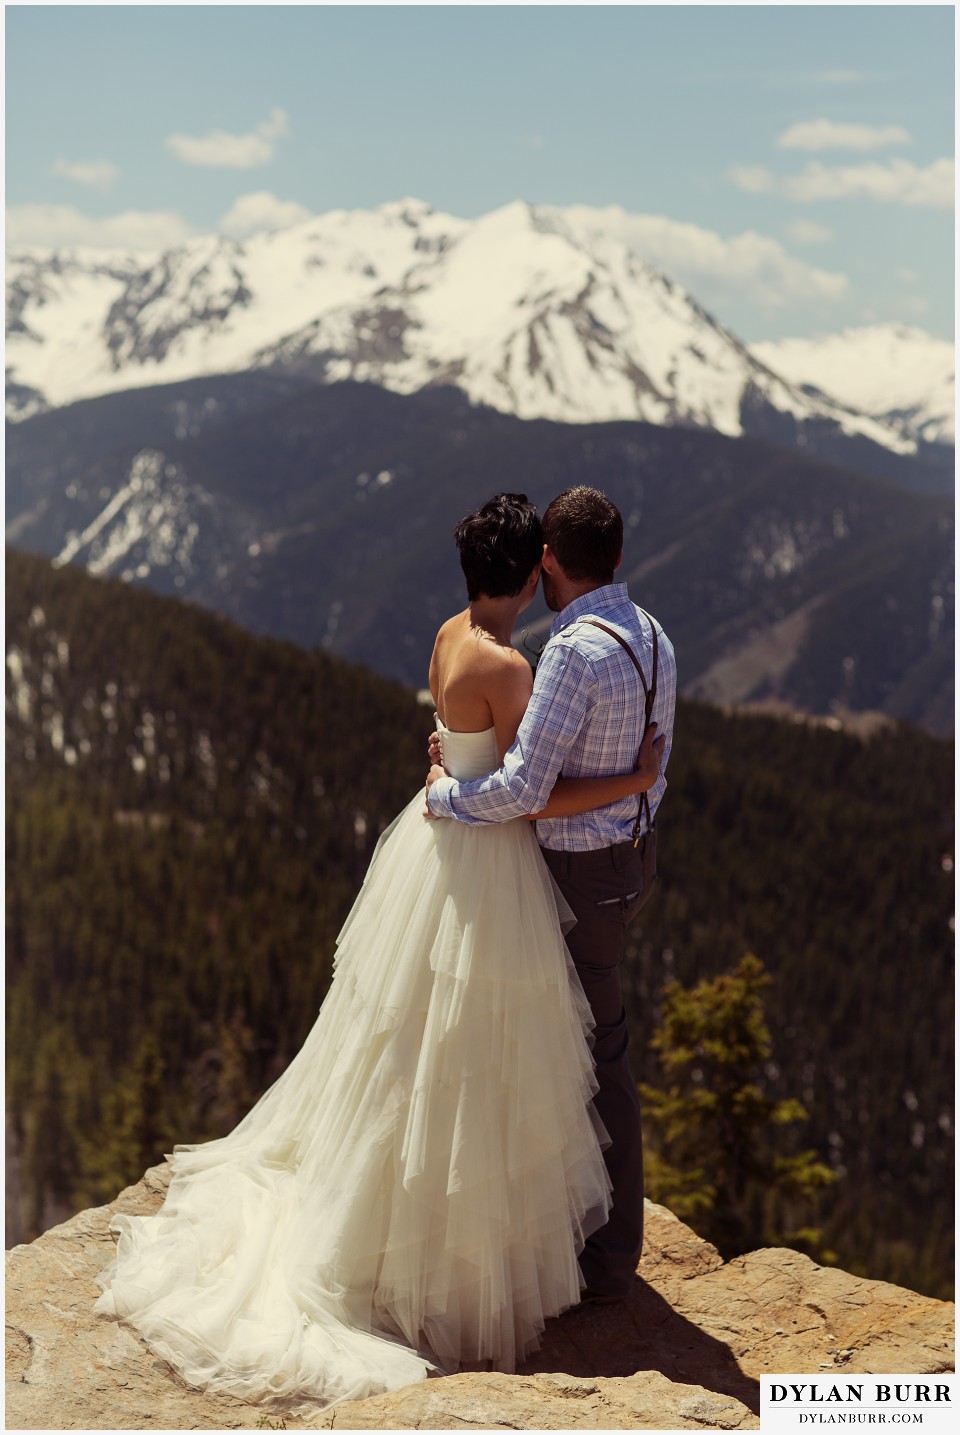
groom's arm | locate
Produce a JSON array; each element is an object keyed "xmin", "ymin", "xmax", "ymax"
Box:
[{"xmin": 426, "ymin": 643, "xmax": 595, "ymax": 824}]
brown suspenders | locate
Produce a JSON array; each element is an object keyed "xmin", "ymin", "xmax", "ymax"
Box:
[{"xmin": 581, "ymin": 613, "xmax": 660, "ymax": 848}]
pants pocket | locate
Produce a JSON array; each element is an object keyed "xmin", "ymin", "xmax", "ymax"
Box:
[{"xmin": 595, "ymin": 889, "xmax": 641, "ymax": 910}]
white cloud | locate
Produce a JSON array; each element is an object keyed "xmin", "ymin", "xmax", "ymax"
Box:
[
  {"xmin": 766, "ymin": 69, "xmax": 873, "ymax": 91},
  {"xmin": 728, "ymin": 165, "xmax": 776, "ymax": 195},
  {"xmin": 784, "ymin": 157, "xmax": 954, "ymax": 209},
  {"xmin": 896, "ymin": 268, "xmax": 919, "ymax": 284},
  {"xmin": 51, "ymin": 158, "xmax": 120, "ymax": 191},
  {"xmin": 632, "ymin": 220, "xmax": 848, "ymax": 309},
  {"xmin": 731, "ymin": 156, "xmax": 953, "ymax": 211},
  {"xmin": 219, "ymin": 191, "xmax": 312, "ymax": 238},
  {"xmin": 560, "ymin": 207, "xmax": 849, "ymax": 311},
  {"xmin": 861, "ymin": 296, "xmax": 930, "ymax": 323},
  {"xmin": 811, "ymin": 70, "xmax": 870, "ymax": 86},
  {"xmin": 5, "ymin": 203, "xmax": 194, "ymax": 252},
  {"xmin": 785, "ymin": 219, "xmax": 834, "ymax": 245},
  {"xmin": 777, "ymin": 120, "xmax": 911, "ymax": 151},
  {"xmin": 166, "ymin": 107, "xmax": 289, "ymax": 169}
]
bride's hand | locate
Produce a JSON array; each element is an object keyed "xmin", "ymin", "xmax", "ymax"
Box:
[
  {"xmin": 427, "ymin": 718, "xmax": 443, "ymax": 769},
  {"xmin": 634, "ymin": 723, "xmax": 665, "ymax": 790}
]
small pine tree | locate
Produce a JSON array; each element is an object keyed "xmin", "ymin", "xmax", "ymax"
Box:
[
  {"xmin": 641, "ymin": 953, "xmax": 837, "ymax": 1260},
  {"xmin": 21, "ymin": 1031, "xmax": 80, "ymax": 1236},
  {"xmin": 185, "ymin": 1012, "xmax": 260, "ymax": 1139},
  {"xmin": 76, "ymin": 1031, "xmax": 174, "ymax": 1207}
]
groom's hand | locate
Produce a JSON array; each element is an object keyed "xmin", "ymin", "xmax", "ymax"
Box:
[
  {"xmin": 423, "ymin": 763, "xmax": 447, "ymax": 820},
  {"xmin": 635, "ymin": 722, "xmax": 666, "ymax": 789}
]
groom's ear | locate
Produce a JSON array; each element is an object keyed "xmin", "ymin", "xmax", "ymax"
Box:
[{"xmin": 541, "ymin": 545, "xmax": 560, "ymax": 575}]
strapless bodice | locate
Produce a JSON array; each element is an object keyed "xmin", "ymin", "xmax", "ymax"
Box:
[{"xmin": 436, "ymin": 717, "xmax": 499, "ymax": 782}]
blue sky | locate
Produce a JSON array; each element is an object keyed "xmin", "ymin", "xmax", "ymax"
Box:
[{"xmin": 5, "ymin": 2, "xmax": 954, "ymax": 341}]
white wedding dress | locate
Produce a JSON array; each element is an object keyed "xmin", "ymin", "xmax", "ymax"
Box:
[{"xmin": 95, "ymin": 721, "xmax": 611, "ymax": 1413}]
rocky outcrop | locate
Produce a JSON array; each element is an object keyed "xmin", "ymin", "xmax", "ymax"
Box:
[{"xmin": 5, "ymin": 1164, "xmax": 954, "ymax": 1430}]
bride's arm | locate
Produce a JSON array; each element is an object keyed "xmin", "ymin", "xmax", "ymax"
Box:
[{"xmin": 523, "ymin": 723, "xmax": 664, "ymax": 820}]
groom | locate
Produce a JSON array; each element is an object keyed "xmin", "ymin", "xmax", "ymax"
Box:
[{"xmin": 426, "ymin": 485, "xmax": 677, "ymax": 1304}]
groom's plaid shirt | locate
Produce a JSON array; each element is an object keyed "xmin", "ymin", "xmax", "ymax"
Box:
[{"xmin": 427, "ymin": 583, "xmax": 677, "ymax": 851}]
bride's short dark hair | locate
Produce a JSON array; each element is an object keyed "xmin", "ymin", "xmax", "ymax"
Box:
[{"xmin": 454, "ymin": 493, "xmax": 543, "ymax": 601}]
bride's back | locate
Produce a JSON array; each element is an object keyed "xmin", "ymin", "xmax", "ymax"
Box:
[
  {"xmin": 431, "ymin": 492, "xmax": 543, "ymax": 753},
  {"xmin": 429, "ymin": 611, "xmax": 533, "ymax": 749}
]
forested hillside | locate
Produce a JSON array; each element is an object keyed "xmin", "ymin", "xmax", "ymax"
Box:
[{"xmin": 5, "ymin": 550, "xmax": 954, "ymax": 1298}]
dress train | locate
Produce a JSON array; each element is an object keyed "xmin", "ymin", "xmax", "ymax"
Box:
[{"xmin": 95, "ymin": 725, "xmax": 611, "ymax": 1412}]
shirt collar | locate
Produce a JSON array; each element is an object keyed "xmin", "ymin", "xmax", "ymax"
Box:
[{"xmin": 549, "ymin": 582, "xmax": 629, "ymax": 638}]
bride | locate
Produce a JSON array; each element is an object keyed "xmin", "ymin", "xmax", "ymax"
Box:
[{"xmin": 95, "ymin": 492, "xmax": 663, "ymax": 1413}]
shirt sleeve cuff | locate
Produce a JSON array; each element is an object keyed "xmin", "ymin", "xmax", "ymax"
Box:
[{"xmin": 426, "ymin": 775, "xmax": 457, "ymax": 818}]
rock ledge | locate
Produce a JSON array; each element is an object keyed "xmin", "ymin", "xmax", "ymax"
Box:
[{"xmin": 5, "ymin": 1165, "xmax": 954, "ymax": 1430}]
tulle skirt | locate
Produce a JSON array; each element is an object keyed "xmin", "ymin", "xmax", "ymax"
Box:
[{"xmin": 95, "ymin": 794, "xmax": 612, "ymax": 1412}]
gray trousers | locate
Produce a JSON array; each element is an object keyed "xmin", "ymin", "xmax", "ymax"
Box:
[{"xmin": 542, "ymin": 832, "xmax": 656, "ymax": 1297}]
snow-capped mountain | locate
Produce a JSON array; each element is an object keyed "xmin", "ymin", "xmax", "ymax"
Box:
[
  {"xmin": 5, "ymin": 247, "xmax": 146, "ymax": 421},
  {"xmin": 751, "ymin": 325, "xmax": 954, "ymax": 447},
  {"xmin": 5, "ymin": 199, "xmax": 923, "ymax": 456}
]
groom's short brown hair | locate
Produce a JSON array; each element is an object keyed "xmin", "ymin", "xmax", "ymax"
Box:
[{"xmin": 541, "ymin": 487, "xmax": 623, "ymax": 584}]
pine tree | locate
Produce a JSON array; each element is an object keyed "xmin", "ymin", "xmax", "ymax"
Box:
[
  {"xmin": 21, "ymin": 1030, "xmax": 80, "ymax": 1235},
  {"xmin": 76, "ymin": 1031, "xmax": 174, "ymax": 1207},
  {"xmin": 640, "ymin": 954, "xmax": 837, "ymax": 1259}
]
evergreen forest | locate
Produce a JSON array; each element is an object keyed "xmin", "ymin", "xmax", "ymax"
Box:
[{"xmin": 5, "ymin": 549, "xmax": 954, "ymax": 1301}]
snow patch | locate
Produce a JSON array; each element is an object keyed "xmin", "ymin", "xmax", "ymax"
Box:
[
  {"xmin": 53, "ymin": 450, "xmax": 213, "ymax": 579},
  {"xmin": 5, "ymin": 648, "xmax": 33, "ymax": 722}
]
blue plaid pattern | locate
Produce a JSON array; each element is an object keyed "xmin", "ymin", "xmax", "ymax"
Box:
[{"xmin": 427, "ymin": 583, "xmax": 677, "ymax": 851}]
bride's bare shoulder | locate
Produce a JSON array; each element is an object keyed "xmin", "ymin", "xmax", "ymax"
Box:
[
  {"xmin": 489, "ymin": 641, "xmax": 531, "ymax": 671},
  {"xmin": 433, "ymin": 611, "xmax": 468, "ymax": 647},
  {"xmin": 481, "ymin": 641, "xmax": 534, "ymax": 696}
]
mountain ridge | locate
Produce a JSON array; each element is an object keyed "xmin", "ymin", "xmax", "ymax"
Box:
[
  {"xmin": 752, "ymin": 324, "xmax": 954, "ymax": 446},
  {"xmin": 6, "ymin": 378, "xmax": 953, "ymax": 735},
  {"xmin": 7, "ymin": 198, "xmax": 950, "ymax": 458}
]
